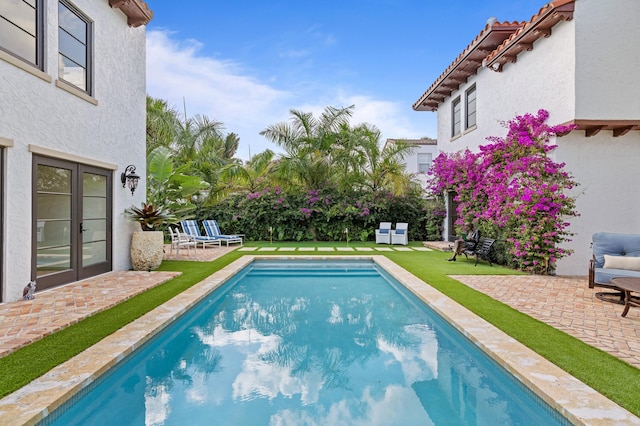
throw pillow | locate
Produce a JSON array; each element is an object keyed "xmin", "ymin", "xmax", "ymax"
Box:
[
  {"xmin": 395, "ymin": 229, "xmax": 405, "ymax": 235},
  {"xmin": 378, "ymin": 229, "xmax": 389, "ymax": 234},
  {"xmin": 603, "ymin": 255, "xmax": 640, "ymax": 271}
]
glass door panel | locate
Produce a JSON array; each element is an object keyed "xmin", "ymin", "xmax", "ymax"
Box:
[
  {"xmin": 36, "ymin": 165, "xmax": 72, "ymax": 277},
  {"xmin": 80, "ymin": 171, "xmax": 109, "ymax": 272}
]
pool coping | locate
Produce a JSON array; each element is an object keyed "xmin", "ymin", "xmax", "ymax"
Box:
[{"xmin": 0, "ymin": 255, "xmax": 638, "ymax": 425}]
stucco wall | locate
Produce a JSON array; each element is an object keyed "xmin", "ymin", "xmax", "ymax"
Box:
[
  {"xmin": 0, "ymin": 0, "xmax": 147, "ymax": 300},
  {"xmin": 400, "ymin": 144, "xmax": 439, "ymax": 189},
  {"xmin": 437, "ymin": 18, "xmax": 576, "ymax": 155},
  {"xmin": 574, "ymin": 0, "xmax": 640, "ymax": 119},
  {"xmin": 430, "ymin": 1, "xmax": 640, "ymax": 275},
  {"xmin": 553, "ymin": 132, "xmax": 640, "ymax": 275}
]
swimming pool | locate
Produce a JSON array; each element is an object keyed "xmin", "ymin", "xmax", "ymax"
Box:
[{"xmin": 40, "ymin": 258, "xmax": 569, "ymax": 425}]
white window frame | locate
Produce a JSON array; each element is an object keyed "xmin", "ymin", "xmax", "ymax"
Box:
[{"xmin": 417, "ymin": 153, "xmax": 432, "ymax": 174}]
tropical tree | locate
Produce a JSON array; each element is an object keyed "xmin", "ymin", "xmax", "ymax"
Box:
[
  {"xmin": 145, "ymin": 146, "xmax": 209, "ymax": 220},
  {"xmin": 146, "ymin": 96, "xmax": 180, "ymax": 155},
  {"xmin": 145, "ymin": 96, "xmax": 241, "ymax": 203},
  {"xmin": 219, "ymin": 149, "xmax": 277, "ymax": 194},
  {"xmin": 339, "ymin": 124, "xmax": 416, "ymax": 195},
  {"xmin": 259, "ymin": 105, "xmax": 355, "ymax": 191}
]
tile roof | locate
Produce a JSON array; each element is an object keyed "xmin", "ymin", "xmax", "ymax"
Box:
[
  {"xmin": 413, "ymin": 1, "xmax": 575, "ymax": 112},
  {"xmin": 386, "ymin": 138, "xmax": 437, "ymax": 146},
  {"xmin": 412, "ymin": 20, "xmax": 521, "ymax": 111},
  {"xmin": 484, "ymin": 0, "xmax": 574, "ymax": 72},
  {"xmin": 109, "ymin": 0, "xmax": 153, "ymax": 27}
]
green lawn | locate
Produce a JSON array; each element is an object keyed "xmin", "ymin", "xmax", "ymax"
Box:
[{"xmin": 1, "ymin": 242, "xmax": 639, "ymax": 417}]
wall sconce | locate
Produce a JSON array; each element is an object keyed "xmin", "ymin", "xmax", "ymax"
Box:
[{"xmin": 121, "ymin": 165, "xmax": 140, "ymax": 196}]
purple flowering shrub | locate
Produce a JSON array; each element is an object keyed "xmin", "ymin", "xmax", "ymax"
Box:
[
  {"xmin": 198, "ymin": 185, "xmax": 437, "ymax": 242},
  {"xmin": 429, "ymin": 109, "xmax": 578, "ymax": 274}
]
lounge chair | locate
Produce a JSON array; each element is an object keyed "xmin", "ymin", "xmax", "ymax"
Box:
[
  {"xmin": 202, "ymin": 220, "xmax": 243, "ymax": 246},
  {"xmin": 168, "ymin": 226, "xmax": 197, "ymax": 258},
  {"xmin": 391, "ymin": 223, "xmax": 408, "ymax": 245},
  {"xmin": 375, "ymin": 222, "xmax": 392, "ymax": 244},
  {"xmin": 180, "ymin": 220, "xmax": 221, "ymax": 249}
]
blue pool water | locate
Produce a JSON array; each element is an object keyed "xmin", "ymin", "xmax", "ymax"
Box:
[{"xmin": 42, "ymin": 259, "xmax": 568, "ymax": 425}]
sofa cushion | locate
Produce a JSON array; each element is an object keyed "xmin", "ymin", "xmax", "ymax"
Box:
[
  {"xmin": 592, "ymin": 233, "xmax": 640, "ymax": 268},
  {"xmin": 594, "ymin": 267, "xmax": 640, "ymax": 286},
  {"xmin": 603, "ymin": 255, "xmax": 640, "ymax": 271}
]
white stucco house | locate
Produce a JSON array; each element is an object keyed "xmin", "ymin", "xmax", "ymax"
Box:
[
  {"xmin": 385, "ymin": 138, "xmax": 438, "ymax": 190},
  {"xmin": 0, "ymin": 0, "xmax": 152, "ymax": 301},
  {"xmin": 413, "ymin": 0, "xmax": 640, "ymax": 276}
]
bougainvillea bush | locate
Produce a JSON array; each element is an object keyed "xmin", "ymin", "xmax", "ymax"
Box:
[
  {"xmin": 197, "ymin": 185, "xmax": 443, "ymax": 243},
  {"xmin": 429, "ymin": 109, "xmax": 578, "ymax": 274}
]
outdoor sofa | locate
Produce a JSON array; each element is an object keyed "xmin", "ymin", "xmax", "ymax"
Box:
[{"xmin": 589, "ymin": 232, "xmax": 640, "ymax": 301}]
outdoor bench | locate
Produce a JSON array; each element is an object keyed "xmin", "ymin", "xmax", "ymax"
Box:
[{"xmin": 463, "ymin": 237, "xmax": 495, "ymax": 266}]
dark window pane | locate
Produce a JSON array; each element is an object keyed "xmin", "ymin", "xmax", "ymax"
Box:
[
  {"xmin": 37, "ymin": 194, "xmax": 71, "ymax": 220},
  {"xmin": 58, "ymin": 1, "xmax": 90, "ymax": 92},
  {"xmin": 0, "ymin": 16, "xmax": 35, "ymax": 62},
  {"xmin": 0, "ymin": 0, "xmax": 36, "ymax": 35},
  {"xmin": 58, "ymin": 2, "xmax": 86, "ymax": 43},
  {"xmin": 58, "ymin": 53, "xmax": 87, "ymax": 91},
  {"xmin": 466, "ymin": 86, "xmax": 476, "ymax": 128},
  {"xmin": 37, "ymin": 165, "xmax": 71, "ymax": 193},
  {"xmin": 37, "ymin": 244, "xmax": 71, "ymax": 275},
  {"xmin": 81, "ymin": 219, "xmax": 106, "ymax": 243},
  {"xmin": 59, "ymin": 28, "xmax": 86, "ymax": 67},
  {"xmin": 83, "ymin": 173, "xmax": 106, "ymax": 197},
  {"xmin": 452, "ymin": 98, "xmax": 461, "ymax": 136},
  {"xmin": 82, "ymin": 241, "xmax": 106, "ymax": 266}
]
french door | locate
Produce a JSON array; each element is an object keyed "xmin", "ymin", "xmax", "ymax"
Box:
[{"xmin": 33, "ymin": 156, "xmax": 112, "ymax": 291}]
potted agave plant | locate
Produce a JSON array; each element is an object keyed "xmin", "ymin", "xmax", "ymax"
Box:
[{"xmin": 124, "ymin": 202, "xmax": 176, "ymax": 271}]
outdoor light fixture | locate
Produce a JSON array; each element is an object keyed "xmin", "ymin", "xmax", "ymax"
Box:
[{"xmin": 121, "ymin": 164, "xmax": 140, "ymax": 196}]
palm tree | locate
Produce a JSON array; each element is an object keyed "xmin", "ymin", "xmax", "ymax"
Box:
[
  {"xmin": 146, "ymin": 96, "xmax": 180, "ymax": 155},
  {"xmin": 260, "ymin": 105, "xmax": 355, "ymax": 191},
  {"xmin": 350, "ymin": 124, "xmax": 416, "ymax": 195},
  {"xmin": 219, "ymin": 149, "xmax": 277, "ymax": 194}
]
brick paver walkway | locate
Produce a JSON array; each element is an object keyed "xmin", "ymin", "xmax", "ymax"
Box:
[
  {"xmin": 453, "ymin": 274, "xmax": 640, "ymax": 368},
  {"xmin": 0, "ymin": 245, "xmax": 236, "ymax": 358}
]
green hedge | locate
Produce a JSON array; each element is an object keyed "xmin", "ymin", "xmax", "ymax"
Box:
[{"xmin": 196, "ymin": 187, "xmax": 446, "ymax": 242}]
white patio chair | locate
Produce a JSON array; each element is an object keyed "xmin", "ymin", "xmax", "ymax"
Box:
[
  {"xmin": 375, "ymin": 222, "xmax": 392, "ymax": 244},
  {"xmin": 391, "ymin": 223, "xmax": 409, "ymax": 246}
]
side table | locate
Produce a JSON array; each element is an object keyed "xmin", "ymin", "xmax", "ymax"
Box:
[{"xmin": 610, "ymin": 277, "xmax": 640, "ymax": 317}]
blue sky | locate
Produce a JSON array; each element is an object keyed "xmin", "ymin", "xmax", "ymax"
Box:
[{"xmin": 146, "ymin": 1, "xmax": 547, "ymax": 160}]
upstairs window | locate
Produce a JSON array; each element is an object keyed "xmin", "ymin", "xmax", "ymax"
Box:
[
  {"xmin": 465, "ymin": 85, "xmax": 476, "ymax": 129},
  {"xmin": 417, "ymin": 153, "xmax": 432, "ymax": 174},
  {"xmin": 58, "ymin": 1, "xmax": 92, "ymax": 93},
  {"xmin": 0, "ymin": 0, "xmax": 44, "ymax": 67},
  {"xmin": 451, "ymin": 97, "xmax": 461, "ymax": 137}
]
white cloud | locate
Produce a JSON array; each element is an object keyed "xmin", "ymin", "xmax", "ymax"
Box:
[{"xmin": 146, "ymin": 30, "xmax": 435, "ymax": 161}]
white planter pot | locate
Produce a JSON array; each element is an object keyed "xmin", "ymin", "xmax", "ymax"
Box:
[{"xmin": 130, "ymin": 231, "xmax": 164, "ymax": 271}]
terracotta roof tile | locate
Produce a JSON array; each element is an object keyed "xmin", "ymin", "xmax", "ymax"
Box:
[
  {"xmin": 413, "ymin": 20, "xmax": 522, "ymax": 111},
  {"xmin": 484, "ymin": 1, "xmax": 574, "ymax": 71},
  {"xmin": 413, "ymin": 1, "xmax": 576, "ymax": 111}
]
